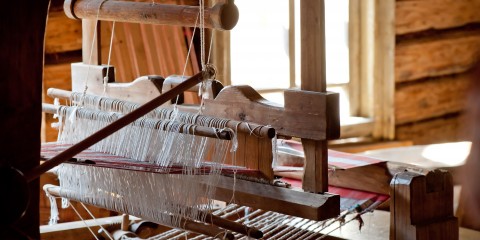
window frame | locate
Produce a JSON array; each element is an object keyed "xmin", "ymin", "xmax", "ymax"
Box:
[{"xmin": 212, "ymin": 0, "xmax": 395, "ymax": 140}]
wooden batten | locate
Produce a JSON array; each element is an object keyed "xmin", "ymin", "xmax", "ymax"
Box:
[
  {"xmin": 390, "ymin": 170, "xmax": 458, "ymax": 240},
  {"xmin": 396, "ymin": 0, "xmax": 480, "ymax": 35},
  {"xmin": 395, "ymin": 73, "xmax": 471, "ymax": 124},
  {"xmin": 396, "ymin": 30, "xmax": 480, "ymax": 83}
]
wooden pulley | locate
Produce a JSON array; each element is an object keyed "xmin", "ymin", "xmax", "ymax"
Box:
[{"xmin": 64, "ymin": 0, "xmax": 239, "ymax": 30}]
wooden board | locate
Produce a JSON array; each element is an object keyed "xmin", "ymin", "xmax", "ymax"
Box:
[
  {"xmin": 207, "ymin": 176, "xmax": 340, "ymax": 221},
  {"xmin": 395, "ymin": 73, "xmax": 471, "ymax": 124},
  {"xmin": 45, "ymin": 10, "xmax": 82, "ymax": 54},
  {"xmin": 395, "ymin": 114, "xmax": 466, "ymax": 145},
  {"xmin": 396, "ymin": 30, "xmax": 480, "ymax": 82},
  {"xmin": 396, "ymin": 0, "xmax": 480, "ymax": 35}
]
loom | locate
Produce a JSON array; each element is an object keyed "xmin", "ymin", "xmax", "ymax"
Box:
[{"xmin": 32, "ymin": 0, "xmax": 460, "ymax": 239}]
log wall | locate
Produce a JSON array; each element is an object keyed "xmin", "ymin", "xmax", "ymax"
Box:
[{"xmin": 394, "ymin": 0, "xmax": 480, "ymax": 144}]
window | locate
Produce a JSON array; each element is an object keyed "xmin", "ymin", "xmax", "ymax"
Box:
[{"xmin": 214, "ymin": 0, "xmax": 395, "ymax": 140}]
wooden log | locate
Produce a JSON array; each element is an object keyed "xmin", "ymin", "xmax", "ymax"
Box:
[
  {"xmin": 396, "ymin": 0, "xmax": 480, "ymax": 35},
  {"xmin": 395, "ymin": 114, "xmax": 466, "ymax": 145},
  {"xmin": 64, "ymin": 0, "xmax": 239, "ymax": 31},
  {"xmin": 395, "ymin": 73, "xmax": 471, "ymax": 124},
  {"xmin": 390, "ymin": 170, "xmax": 458, "ymax": 240},
  {"xmin": 45, "ymin": 10, "xmax": 82, "ymax": 54},
  {"xmin": 396, "ymin": 30, "xmax": 480, "ymax": 82}
]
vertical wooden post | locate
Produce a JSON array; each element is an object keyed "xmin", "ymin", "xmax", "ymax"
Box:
[
  {"xmin": 82, "ymin": 19, "xmax": 102, "ymax": 65},
  {"xmin": 300, "ymin": 0, "xmax": 328, "ymax": 193},
  {"xmin": 0, "ymin": 0, "xmax": 49, "ymax": 238},
  {"xmin": 390, "ymin": 170, "xmax": 458, "ymax": 240}
]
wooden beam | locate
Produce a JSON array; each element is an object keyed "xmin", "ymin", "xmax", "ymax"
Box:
[
  {"xmin": 395, "ymin": 73, "xmax": 470, "ymax": 125},
  {"xmin": 396, "ymin": 30, "xmax": 480, "ymax": 83},
  {"xmin": 299, "ymin": 0, "xmax": 329, "ymax": 193},
  {"xmin": 396, "ymin": 0, "xmax": 480, "ymax": 35},
  {"xmin": 0, "ymin": 0, "xmax": 49, "ymax": 238},
  {"xmin": 204, "ymin": 85, "xmax": 338, "ymax": 140},
  {"xmin": 64, "ymin": 0, "xmax": 239, "ymax": 31},
  {"xmin": 373, "ymin": 0, "xmax": 395, "ymax": 139}
]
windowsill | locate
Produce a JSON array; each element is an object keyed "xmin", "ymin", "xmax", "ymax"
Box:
[{"xmin": 340, "ymin": 116, "xmax": 374, "ymax": 139}]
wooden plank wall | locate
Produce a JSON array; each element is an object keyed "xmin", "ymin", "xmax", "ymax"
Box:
[{"xmin": 394, "ymin": 0, "xmax": 480, "ymax": 144}]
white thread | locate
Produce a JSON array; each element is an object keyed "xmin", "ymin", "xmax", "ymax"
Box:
[
  {"xmin": 80, "ymin": 202, "xmax": 114, "ymax": 240},
  {"xmin": 43, "ymin": 186, "xmax": 59, "ymax": 225},
  {"xmin": 82, "ymin": 0, "xmax": 108, "ymax": 99},
  {"xmin": 70, "ymin": 203, "xmax": 100, "ymax": 240},
  {"xmin": 103, "ymin": 21, "xmax": 116, "ymax": 95}
]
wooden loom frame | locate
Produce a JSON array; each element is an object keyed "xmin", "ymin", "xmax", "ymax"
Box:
[
  {"xmin": 38, "ymin": 0, "xmax": 459, "ymax": 239},
  {"xmin": 58, "ymin": 0, "xmax": 341, "ymax": 214}
]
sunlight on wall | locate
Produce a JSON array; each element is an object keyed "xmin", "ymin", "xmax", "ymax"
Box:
[{"xmin": 421, "ymin": 141, "xmax": 471, "ymax": 166}]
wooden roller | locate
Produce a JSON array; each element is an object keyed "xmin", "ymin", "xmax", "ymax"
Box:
[
  {"xmin": 64, "ymin": 0, "xmax": 239, "ymax": 30},
  {"xmin": 46, "ymin": 88, "xmax": 276, "ymax": 139},
  {"xmin": 42, "ymin": 103, "xmax": 233, "ymax": 140}
]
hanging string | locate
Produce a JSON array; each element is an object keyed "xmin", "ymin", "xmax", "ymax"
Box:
[
  {"xmin": 69, "ymin": 203, "xmax": 101, "ymax": 240},
  {"xmin": 103, "ymin": 21, "xmax": 116, "ymax": 95},
  {"xmin": 79, "ymin": 202, "xmax": 114, "ymax": 240},
  {"xmin": 207, "ymin": 30, "xmax": 214, "ymax": 65},
  {"xmin": 82, "ymin": 0, "xmax": 109, "ymax": 99},
  {"xmin": 199, "ymin": 0, "xmax": 206, "ymax": 70},
  {"xmin": 175, "ymin": 10, "xmax": 200, "ymax": 107}
]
